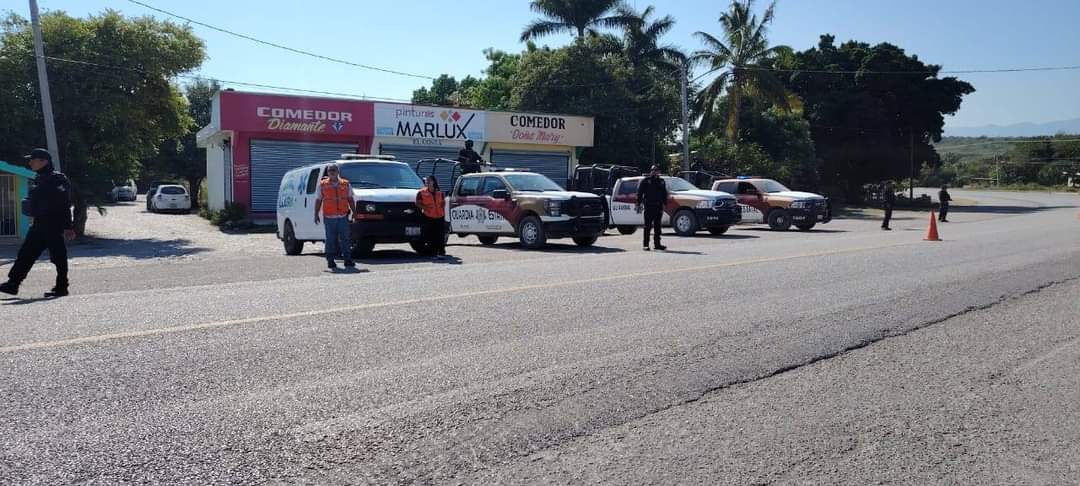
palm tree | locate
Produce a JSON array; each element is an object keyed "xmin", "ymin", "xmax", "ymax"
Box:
[
  {"xmin": 691, "ymin": 0, "xmax": 792, "ymax": 143},
  {"xmin": 617, "ymin": 5, "xmax": 686, "ymax": 72},
  {"xmin": 520, "ymin": 0, "xmax": 638, "ymax": 42}
]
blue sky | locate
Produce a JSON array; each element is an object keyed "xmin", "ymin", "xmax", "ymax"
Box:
[{"xmin": 17, "ymin": 0, "xmax": 1080, "ymax": 129}]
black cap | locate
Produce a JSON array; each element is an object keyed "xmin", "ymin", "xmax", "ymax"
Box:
[{"xmin": 24, "ymin": 148, "xmax": 52, "ymax": 161}]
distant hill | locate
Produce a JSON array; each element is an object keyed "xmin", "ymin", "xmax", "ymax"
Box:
[{"xmin": 945, "ymin": 118, "xmax": 1080, "ymax": 137}]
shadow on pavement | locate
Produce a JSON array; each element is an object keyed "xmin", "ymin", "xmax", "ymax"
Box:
[
  {"xmin": 2, "ymin": 296, "xmax": 60, "ymax": 305},
  {"xmin": 451, "ymin": 242, "xmax": 626, "ymax": 255},
  {"xmin": 0, "ymin": 236, "xmax": 212, "ymax": 262},
  {"xmin": 653, "ymin": 249, "xmax": 705, "ymax": 255},
  {"xmin": 736, "ymin": 228, "xmax": 849, "ymax": 234},
  {"xmin": 694, "ymin": 234, "xmax": 760, "ymax": 239},
  {"xmin": 950, "ymin": 205, "xmax": 1075, "ymax": 215}
]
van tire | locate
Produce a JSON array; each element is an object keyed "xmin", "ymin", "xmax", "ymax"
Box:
[
  {"xmin": 518, "ymin": 216, "xmax": 547, "ymax": 250},
  {"xmin": 573, "ymin": 235, "xmax": 598, "ymax": 247},
  {"xmin": 708, "ymin": 226, "xmax": 729, "ymax": 235},
  {"xmin": 478, "ymin": 235, "xmax": 499, "ymax": 245},
  {"xmin": 673, "ymin": 209, "xmax": 699, "ymax": 236},
  {"xmin": 617, "ymin": 225, "xmax": 637, "ymax": 235},
  {"xmin": 768, "ymin": 209, "xmax": 792, "ymax": 231},
  {"xmin": 283, "ymin": 221, "xmax": 304, "ymax": 255},
  {"xmin": 351, "ymin": 239, "xmax": 376, "ymax": 258}
]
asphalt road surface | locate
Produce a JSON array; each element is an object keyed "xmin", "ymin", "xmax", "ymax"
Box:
[{"xmin": 2, "ymin": 190, "xmax": 1078, "ymax": 484}]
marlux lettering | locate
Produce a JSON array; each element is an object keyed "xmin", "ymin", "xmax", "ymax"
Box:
[{"xmin": 257, "ymin": 107, "xmax": 353, "ymax": 122}]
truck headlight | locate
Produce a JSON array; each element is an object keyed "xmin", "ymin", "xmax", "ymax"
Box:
[
  {"xmin": 545, "ymin": 200, "xmax": 562, "ymax": 216},
  {"xmin": 790, "ymin": 200, "xmax": 811, "ymax": 209},
  {"xmin": 696, "ymin": 199, "xmax": 714, "ymax": 209},
  {"xmin": 356, "ymin": 201, "xmax": 377, "ymax": 213}
]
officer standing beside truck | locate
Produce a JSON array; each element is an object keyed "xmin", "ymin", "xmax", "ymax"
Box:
[
  {"xmin": 636, "ymin": 165, "xmax": 668, "ymax": 251},
  {"xmin": 881, "ymin": 181, "xmax": 896, "ymax": 231},
  {"xmin": 1, "ymin": 149, "xmax": 76, "ymax": 297}
]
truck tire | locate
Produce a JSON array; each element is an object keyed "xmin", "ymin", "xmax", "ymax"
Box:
[
  {"xmin": 767, "ymin": 209, "xmax": 792, "ymax": 231},
  {"xmin": 477, "ymin": 235, "xmax": 499, "ymax": 245},
  {"xmin": 707, "ymin": 226, "xmax": 729, "ymax": 235},
  {"xmin": 796, "ymin": 223, "xmax": 816, "ymax": 231},
  {"xmin": 283, "ymin": 221, "xmax": 304, "ymax": 255},
  {"xmin": 572, "ymin": 235, "xmax": 598, "ymax": 247},
  {"xmin": 518, "ymin": 215, "xmax": 547, "ymax": 250},
  {"xmin": 617, "ymin": 225, "xmax": 637, "ymax": 235},
  {"xmin": 351, "ymin": 238, "xmax": 376, "ymax": 258},
  {"xmin": 673, "ymin": 209, "xmax": 699, "ymax": 236}
]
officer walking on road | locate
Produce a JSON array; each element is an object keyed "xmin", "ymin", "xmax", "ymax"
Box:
[
  {"xmin": 938, "ymin": 184, "xmax": 952, "ymax": 222},
  {"xmin": 1, "ymin": 149, "xmax": 76, "ymax": 297},
  {"xmin": 881, "ymin": 181, "xmax": 896, "ymax": 231},
  {"xmin": 637, "ymin": 165, "xmax": 668, "ymax": 251}
]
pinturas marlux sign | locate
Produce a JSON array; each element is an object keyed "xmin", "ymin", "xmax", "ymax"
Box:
[{"xmin": 374, "ymin": 103, "xmax": 485, "ymax": 143}]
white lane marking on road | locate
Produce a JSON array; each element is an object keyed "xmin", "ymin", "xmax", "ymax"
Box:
[{"xmin": 0, "ymin": 242, "xmax": 914, "ymax": 354}]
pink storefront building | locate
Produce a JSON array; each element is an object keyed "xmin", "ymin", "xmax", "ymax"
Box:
[{"xmin": 197, "ymin": 90, "xmax": 375, "ymax": 219}]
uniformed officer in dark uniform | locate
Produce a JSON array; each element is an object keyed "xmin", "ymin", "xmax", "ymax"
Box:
[
  {"xmin": 938, "ymin": 184, "xmax": 952, "ymax": 222},
  {"xmin": 0, "ymin": 149, "xmax": 76, "ymax": 297},
  {"xmin": 881, "ymin": 181, "xmax": 896, "ymax": 231},
  {"xmin": 636, "ymin": 165, "xmax": 668, "ymax": 251},
  {"xmin": 457, "ymin": 139, "xmax": 484, "ymax": 175}
]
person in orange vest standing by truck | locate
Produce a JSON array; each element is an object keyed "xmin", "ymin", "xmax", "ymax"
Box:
[
  {"xmin": 313, "ymin": 163, "xmax": 356, "ymax": 270},
  {"xmin": 416, "ymin": 176, "xmax": 448, "ymax": 260}
]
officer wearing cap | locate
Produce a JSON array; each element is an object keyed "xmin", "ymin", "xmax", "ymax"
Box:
[
  {"xmin": 1, "ymin": 149, "xmax": 75, "ymax": 297},
  {"xmin": 457, "ymin": 139, "xmax": 485, "ymax": 175}
]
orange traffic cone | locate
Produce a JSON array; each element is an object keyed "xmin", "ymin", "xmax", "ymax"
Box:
[{"xmin": 925, "ymin": 210, "xmax": 942, "ymax": 241}]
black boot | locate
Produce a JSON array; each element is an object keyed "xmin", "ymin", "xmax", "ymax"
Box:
[
  {"xmin": 45, "ymin": 286, "xmax": 68, "ymax": 298},
  {"xmin": 0, "ymin": 281, "xmax": 18, "ymax": 296}
]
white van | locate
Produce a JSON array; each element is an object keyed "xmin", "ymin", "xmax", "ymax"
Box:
[{"xmin": 276, "ymin": 155, "xmax": 428, "ymax": 257}]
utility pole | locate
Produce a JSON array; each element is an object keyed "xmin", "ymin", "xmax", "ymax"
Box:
[
  {"xmin": 908, "ymin": 129, "xmax": 914, "ymax": 200},
  {"xmin": 680, "ymin": 64, "xmax": 690, "ymax": 172},
  {"xmin": 29, "ymin": 0, "xmax": 60, "ymax": 172}
]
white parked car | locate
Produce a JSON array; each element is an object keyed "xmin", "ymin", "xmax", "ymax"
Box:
[
  {"xmin": 110, "ymin": 179, "xmax": 137, "ymax": 202},
  {"xmin": 149, "ymin": 184, "xmax": 191, "ymax": 213}
]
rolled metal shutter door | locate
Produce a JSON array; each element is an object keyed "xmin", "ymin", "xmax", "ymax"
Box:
[
  {"xmin": 379, "ymin": 144, "xmax": 462, "ymax": 192},
  {"xmin": 491, "ymin": 150, "xmax": 571, "ymax": 188},
  {"xmin": 249, "ymin": 140, "xmax": 358, "ymax": 213}
]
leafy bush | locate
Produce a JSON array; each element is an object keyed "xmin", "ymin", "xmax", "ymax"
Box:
[{"xmin": 200, "ymin": 201, "xmax": 247, "ymax": 227}]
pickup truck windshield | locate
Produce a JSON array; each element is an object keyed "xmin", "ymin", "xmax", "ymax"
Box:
[
  {"xmin": 503, "ymin": 173, "xmax": 564, "ymax": 192},
  {"xmin": 760, "ymin": 180, "xmax": 792, "ymax": 193},
  {"xmin": 339, "ymin": 163, "xmax": 424, "ymax": 189},
  {"xmin": 665, "ymin": 177, "xmax": 699, "ymax": 192}
]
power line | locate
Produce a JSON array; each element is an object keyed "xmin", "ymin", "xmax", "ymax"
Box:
[
  {"xmin": 38, "ymin": 54, "xmax": 412, "ymax": 102},
  {"xmin": 735, "ymin": 65, "xmax": 1080, "ymax": 75},
  {"xmin": 124, "ymin": 0, "xmax": 436, "ymax": 81}
]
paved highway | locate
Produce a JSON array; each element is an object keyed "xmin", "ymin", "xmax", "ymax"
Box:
[{"xmin": 2, "ymin": 190, "xmax": 1078, "ymax": 484}]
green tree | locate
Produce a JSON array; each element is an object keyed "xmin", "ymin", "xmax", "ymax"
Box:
[
  {"xmin": 691, "ymin": 0, "xmax": 793, "ymax": 143},
  {"xmin": 511, "ymin": 37, "xmax": 681, "ymax": 166},
  {"xmin": 411, "ymin": 74, "xmax": 466, "ymax": 106},
  {"xmin": 785, "ymin": 35, "xmax": 974, "ymax": 197},
  {"xmin": 454, "ymin": 49, "xmax": 523, "ymax": 110},
  {"xmin": 0, "ymin": 10, "xmax": 205, "ymax": 233},
  {"xmin": 520, "ymin": 0, "xmax": 637, "ymax": 42},
  {"xmin": 147, "ymin": 79, "xmax": 220, "ymax": 209},
  {"xmin": 616, "ymin": 5, "xmax": 686, "ymax": 72}
]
